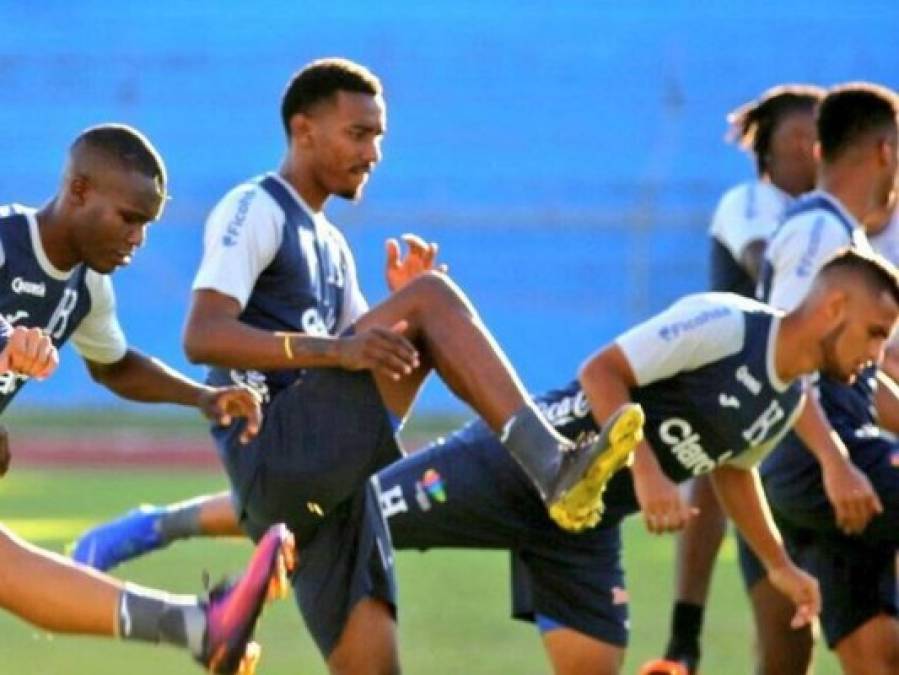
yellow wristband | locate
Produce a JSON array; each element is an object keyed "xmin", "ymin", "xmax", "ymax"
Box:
[{"xmin": 275, "ymin": 332, "xmax": 294, "ymax": 360}]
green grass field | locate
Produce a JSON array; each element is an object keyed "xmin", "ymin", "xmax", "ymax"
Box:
[{"xmin": 0, "ymin": 465, "xmax": 844, "ymax": 674}]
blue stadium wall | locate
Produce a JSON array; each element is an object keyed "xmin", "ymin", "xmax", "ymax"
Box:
[{"xmin": 1, "ymin": 1, "xmax": 897, "ymax": 412}]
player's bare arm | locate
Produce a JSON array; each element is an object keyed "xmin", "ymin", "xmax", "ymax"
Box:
[
  {"xmin": 579, "ymin": 344, "xmax": 695, "ymax": 534},
  {"xmin": 184, "ymin": 288, "xmax": 419, "ymax": 380},
  {"xmin": 709, "ymin": 465, "xmax": 820, "ymax": 629},
  {"xmin": 85, "ymin": 348, "xmax": 262, "ymax": 442},
  {"xmin": 873, "ymin": 367, "xmax": 899, "ymax": 434},
  {"xmin": 792, "ymin": 394, "xmax": 883, "ymax": 534}
]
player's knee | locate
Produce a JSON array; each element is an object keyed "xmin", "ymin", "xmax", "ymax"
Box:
[{"xmin": 405, "ymin": 271, "xmax": 470, "ymax": 314}]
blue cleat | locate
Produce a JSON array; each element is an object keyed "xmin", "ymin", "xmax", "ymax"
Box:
[{"xmin": 70, "ymin": 504, "xmax": 168, "ymax": 571}]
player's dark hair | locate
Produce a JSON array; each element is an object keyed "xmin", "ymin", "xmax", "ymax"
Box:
[
  {"xmin": 281, "ymin": 58, "xmax": 382, "ymax": 138},
  {"xmin": 728, "ymin": 84, "xmax": 825, "ymax": 175},
  {"xmin": 820, "ymin": 247, "xmax": 899, "ymax": 306},
  {"xmin": 817, "ymin": 82, "xmax": 899, "ymax": 163},
  {"xmin": 71, "ymin": 124, "xmax": 167, "ymax": 190}
]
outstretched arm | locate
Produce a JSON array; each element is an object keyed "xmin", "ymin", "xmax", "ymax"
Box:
[
  {"xmin": 85, "ymin": 348, "xmax": 261, "ymax": 443},
  {"xmin": 709, "ymin": 465, "xmax": 820, "ymax": 629},
  {"xmin": 580, "ymin": 344, "xmax": 696, "ymax": 534},
  {"xmin": 792, "ymin": 393, "xmax": 882, "ymax": 533}
]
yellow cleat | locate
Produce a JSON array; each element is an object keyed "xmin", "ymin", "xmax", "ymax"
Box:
[{"xmin": 549, "ymin": 403, "xmax": 644, "ymax": 532}]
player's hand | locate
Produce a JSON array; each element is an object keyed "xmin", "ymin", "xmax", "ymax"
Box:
[
  {"xmin": 336, "ymin": 321, "xmax": 420, "ymax": 380},
  {"xmin": 198, "ymin": 385, "xmax": 263, "ymax": 444},
  {"xmin": 633, "ymin": 465, "xmax": 698, "ymax": 534},
  {"xmin": 0, "ymin": 326, "xmax": 58, "ymax": 380},
  {"xmin": 0, "ymin": 424, "xmax": 9, "ymax": 478},
  {"xmin": 821, "ymin": 457, "xmax": 882, "ymax": 534},
  {"xmin": 385, "ymin": 234, "xmax": 448, "ymax": 292},
  {"xmin": 767, "ymin": 561, "xmax": 820, "ymax": 629}
]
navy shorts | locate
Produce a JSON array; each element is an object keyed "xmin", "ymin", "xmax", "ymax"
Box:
[
  {"xmin": 379, "ymin": 419, "xmax": 632, "ymax": 647},
  {"xmin": 213, "ymin": 367, "xmax": 401, "ymax": 657},
  {"xmin": 746, "ymin": 435, "xmax": 899, "ymax": 648}
]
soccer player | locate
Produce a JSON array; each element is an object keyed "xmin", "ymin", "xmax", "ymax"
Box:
[
  {"xmin": 645, "ymin": 84, "xmax": 824, "ymax": 674},
  {"xmin": 746, "ymin": 83, "xmax": 899, "ymax": 675},
  {"xmin": 75, "ymin": 248, "xmax": 899, "ymax": 674},
  {"xmin": 0, "ymin": 124, "xmax": 293, "ymax": 675},
  {"xmin": 74, "ymin": 58, "xmax": 643, "ymax": 675}
]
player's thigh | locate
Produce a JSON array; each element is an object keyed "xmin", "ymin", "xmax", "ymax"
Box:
[
  {"xmin": 542, "ymin": 627, "xmax": 623, "ymax": 675},
  {"xmin": 834, "ymin": 614, "xmax": 899, "ymax": 675},
  {"xmin": 328, "ymin": 598, "xmax": 399, "ymax": 675},
  {"xmin": 382, "ymin": 421, "xmax": 538, "ymax": 551}
]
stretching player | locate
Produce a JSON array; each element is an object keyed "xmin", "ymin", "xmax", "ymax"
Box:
[
  {"xmin": 76, "ymin": 59, "xmax": 642, "ymax": 675},
  {"xmin": 73, "ymin": 248, "xmax": 899, "ymax": 673},
  {"xmin": 645, "ymin": 84, "xmax": 824, "ymax": 674},
  {"xmin": 0, "ymin": 125, "xmax": 293, "ymax": 674},
  {"xmin": 745, "ymin": 83, "xmax": 899, "ymax": 675}
]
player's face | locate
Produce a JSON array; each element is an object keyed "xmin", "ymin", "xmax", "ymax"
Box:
[
  {"xmin": 305, "ymin": 91, "xmax": 385, "ymax": 201},
  {"xmin": 767, "ymin": 110, "xmax": 818, "ymax": 196},
  {"xmin": 72, "ymin": 168, "xmax": 165, "ymax": 274},
  {"xmin": 820, "ymin": 288, "xmax": 899, "ymax": 383}
]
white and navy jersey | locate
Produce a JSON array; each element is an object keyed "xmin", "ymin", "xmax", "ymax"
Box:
[
  {"xmin": 759, "ymin": 190, "xmax": 871, "ymax": 311},
  {"xmin": 0, "ymin": 205, "xmax": 127, "ymax": 411},
  {"xmin": 709, "ymin": 181, "xmax": 791, "ymax": 297},
  {"xmin": 869, "ymin": 206, "xmax": 899, "ymax": 265},
  {"xmin": 616, "ymin": 293, "xmax": 804, "ymax": 481},
  {"xmin": 759, "ymin": 192, "xmax": 881, "ymax": 483},
  {"xmin": 194, "ymin": 173, "xmax": 367, "ymax": 403}
]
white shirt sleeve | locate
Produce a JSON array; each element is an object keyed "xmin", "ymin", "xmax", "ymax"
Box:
[
  {"xmin": 615, "ymin": 294, "xmax": 747, "ymax": 386},
  {"xmin": 765, "ymin": 213, "xmax": 853, "ymax": 311},
  {"xmin": 70, "ymin": 272, "xmax": 128, "ymax": 364},
  {"xmin": 192, "ymin": 184, "xmax": 283, "ymax": 308},
  {"xmin": 333, "ymin": 230, "xmax": 368, "ymax": 333},
  {"xmin": 709, "ymin": 183, "xmax": 786, "ymax": 261}
]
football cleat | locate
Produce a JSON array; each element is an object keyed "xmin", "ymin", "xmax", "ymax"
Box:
[
  {"xmin": 69, "ymin": 504, "xmax": 167, "ymax": 571},
  {"xmin": 198, "ymin": 523, "xmax": 296, "ymax": 674},
  {"xmin": 638, "ymin": 658, "xmax": 693, "ymax": 675},
  {"xmin": 548, "ymin": 403, "xmax": 644, "ymax": 532}
]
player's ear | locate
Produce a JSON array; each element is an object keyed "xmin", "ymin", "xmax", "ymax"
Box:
[
  {"xmin": 65, "ymin": 174, "xmax": 91, "ymax": 208},
  {"xmin": 812, "ymin": 141, "xmax": 822, "ymax": 163},
  {"xmin": 823, "ymin": 287, "xmax": 849, "ymax": 325},
  {"xmin": 289, "ymin": 114, "xmax": 314, "ymax": 149}
]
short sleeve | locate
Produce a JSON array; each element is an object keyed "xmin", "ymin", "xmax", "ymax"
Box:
[
  {"xmin": 70, "ymin": 272, "xmax": 128, "ymax": 364},
  {"xmin": 192, "ymin": 184, "xmax": 283, "ymax": 308},
  {"xmin": 615, "ymin": 294, "xmax": 747, "ymax": 386},
  {"xmin": 709, "ymin": 182, "xmax": 786, "ymax": 261}
]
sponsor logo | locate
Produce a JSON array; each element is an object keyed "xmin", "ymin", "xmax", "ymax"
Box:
[
  {"xmin": 306, "ymin": 501, "xmax": 324, "ymax": 517},
  {"xmin": 421, "ymin": 469, "xmax": 446, "ymax": 503},
  {"xmin": 658, "ymin": 417, "xmax": 717, "ymax": 475},
  {"xmin": 11, "ymin": 277, "xmax": 45, "ymax": 297},
  {"xmin": 301, "ymin": 308, "xmax": 329, "ymax": 336},
  {"xmin": 380, "ymin": 484, "xmax": 409, "ymax": 518},
  {"xmin": 658, "ymin": 307, "xmax": 730, "ymax": 342},
  {"xmin": 735, "ymin": 365, "xmax": 762, "ymax": 395},
  {"xmin": 537, "ymin": 389, "xmax": 592, "ymax": 427},
  {"xmin": 229, "ymin": 369, "xmax": 270, "ymax": 404},
  {"xmin": 414, "ymin": 482, "xmax": 432, "ymax": 511},
  {"xmin": 222, "ymin": 189, "xmax": 256, "ymax": 247},
  {"xmin": 719, "ymin": 393, "xmax": 740, "ymax": 409},
  {"xmin": 5, "ymin": 310, "xmax": 28, "ymax": 325},
  {"xmin": 796, "ymin": 215, "xmax": 825, "ymax": 278}
]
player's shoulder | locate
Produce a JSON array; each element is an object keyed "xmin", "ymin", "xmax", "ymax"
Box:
[{"xmin": 714, "ymin": 180, "xmax": 786, "ymax": 218}]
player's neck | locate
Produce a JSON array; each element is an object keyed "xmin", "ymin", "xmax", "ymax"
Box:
[
  {"xmin": 819, "ymin": 167, "xmax": 876, "ymax": 224},
  {"xmin": 34, "ymin": 199, "xmax": 80, "ymax": 272},
  {"xmin": 278, "ymin": 159, "xmax": 327, "ymax": 213},
  {"xmin": 774, "ymin": 311, "xmax": 820, "ymax": 382}
]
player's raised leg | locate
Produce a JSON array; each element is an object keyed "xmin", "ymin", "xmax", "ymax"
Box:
[
  {"xmin": 352, "ymin": 272, "xmax": 643, "ymax": 529},
  {"xmin": 1, "ymin": 522, "xmax": 294, "ymax": 674}
]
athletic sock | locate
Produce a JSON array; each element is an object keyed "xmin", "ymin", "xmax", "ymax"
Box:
[
  {"xmin": 117, "ymin": 584, "xmax": 206, "ymax": 656},
  {"xmin": 157, "ymin": 498, "xmax": 206, "ymax": 543},
  {"xmin": 664, "ymin": 600, "xmax": 704, "ymax": 662},
  {"xmin": 499, "ymin": 404, "xmax": 572, "ymax": 500}
]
